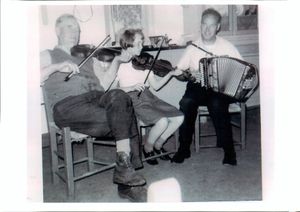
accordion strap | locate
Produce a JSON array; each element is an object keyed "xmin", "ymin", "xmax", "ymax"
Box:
[{"xmin": 190, "ymin": 43, "xmax": 214, "ymax": 56}]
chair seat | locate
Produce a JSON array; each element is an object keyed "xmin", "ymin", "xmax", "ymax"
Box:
[
  {"xmin": 198, "ymin": 103, "xmax": 241, "ymax": 115},
  {"xmin": 49, "ymin": 121, "xmax": 89, "ymax": 141},
  {"xmin": 195, "ymin": 102, "xmax": 246, "ymax": 152}
]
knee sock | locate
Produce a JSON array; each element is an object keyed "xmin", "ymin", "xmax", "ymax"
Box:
[
  {"xmin": 144, "ymin": 141, "xmax": 154, "ymax": 153},
  {"xmin": 116, "ymin": 139, "xmax": 131, "ymax": 156},
  {"xmin": 154, "ymin": 137, "xmax": 166, "ymax": 150},
  {"xmin": 144, "ymin": 118, "xmax": 168, "ymax": 153},
  {"xmin": 154, "ymin": 116, "xmax": 183, "ymax": 150}
]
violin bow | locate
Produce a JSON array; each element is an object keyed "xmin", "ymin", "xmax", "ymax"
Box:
[
  {"xmin": 190, "ymin": 42, "xmax": 214, "ymax": 56},
  {"xmin": 64, "ymin": 35, "xmax": 111, "ymax": 81},
  {"xmin": 138, "ymin": 34, "xmax": 167, "ymax": 97}
]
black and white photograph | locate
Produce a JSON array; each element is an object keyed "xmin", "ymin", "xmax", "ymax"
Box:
[
  {"xmin": 39, "ymin": 4, "xmax": 261, "ymax": 203},
  {"xmin": 1, "ymin": 0, "xmax": 300, "ymax": 211}
]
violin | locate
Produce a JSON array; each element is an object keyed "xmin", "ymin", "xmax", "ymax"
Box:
[
  {"xmin": 71, "ymin": 44, "xmax": 119, "ymax": 62},
  {"xmin": 132, "ymin": 52, "xmax": 196, "ymax": 82}
]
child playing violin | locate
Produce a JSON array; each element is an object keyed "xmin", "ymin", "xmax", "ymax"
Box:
[{"xmin": 111, "ymin": 29, "xmax": 184, "ymax": 165}]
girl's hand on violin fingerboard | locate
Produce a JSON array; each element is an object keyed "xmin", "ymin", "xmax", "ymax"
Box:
[{"xmin": 171, "ymin": 69, "xmax": 183, "ymax": 76}]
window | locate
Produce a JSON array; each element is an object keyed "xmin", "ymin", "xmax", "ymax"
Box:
[
  {"xmin": 182, "ymin": 5, "xmax": 258, "ymax": 39},
  {"xmin": 213, "ymin": 5, "xmax": 258, "ymax": 36},
  {"xmin": 104, "ymin": 5, "xmax": 148, "ymax": 46}
]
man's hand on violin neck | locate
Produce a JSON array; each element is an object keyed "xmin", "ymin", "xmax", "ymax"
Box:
[{"xmin": 59, "ymin": 60, "xmax": 80, "ymax": 74}]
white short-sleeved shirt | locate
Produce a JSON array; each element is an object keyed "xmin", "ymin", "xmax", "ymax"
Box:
[
  {"xmin": 116, "ymin": 62, "xmax": 152, "ymax": 87},
  {"xmin": 176, "ymin": 36, "xmax": 242, "ymax": 74}
]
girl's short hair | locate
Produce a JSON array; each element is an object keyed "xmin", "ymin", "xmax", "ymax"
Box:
[{"xmin": 119, "ymin": 29, "xmax": 144, "ymax": 49}]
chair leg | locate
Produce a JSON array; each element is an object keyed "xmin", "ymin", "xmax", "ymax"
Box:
[
  {"xmin": 62, "ymin": 127, "xmax": 75, "ymax": 198},
  {"xmin": 49, "ymin": 128, "xmax": 59, "ymax": 184},
  {"xmin": 139, "ymin": 125, "xmax": 146, "ymax": 146},
  {"xmin": 137, "ymin": 121, "xmax": 143, "ymax": 145},
  {"xmin": 240, "ymin": 103, "xmax": 247, "ymax": 150},
  {"xmin": 195, "ymin": 113, "xmax": 200, "ymax": 153},
  {"xmin": 86, "ymin": 137, "xmax": 95, "ymax": 171},
  {"xmin": 174, "ymin": 130, "xmax": 179, "ymax": 151}
]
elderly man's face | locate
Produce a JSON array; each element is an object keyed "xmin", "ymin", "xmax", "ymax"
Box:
[
  {"xmin": 201, "ymin": 14, "xmax": 220, "ymax": 43},
  {"xmin": 57, "ymin": 18, "xmax": 80, "ymax": 48}
]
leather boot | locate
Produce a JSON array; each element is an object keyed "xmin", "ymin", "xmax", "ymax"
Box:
[
  {"xmin": 113, "ymin": 152, "xmax": 146, "ymax": 186},
  {"xmin": 118, "ymin": 184, "xmax": 147, "ymax": 202}
]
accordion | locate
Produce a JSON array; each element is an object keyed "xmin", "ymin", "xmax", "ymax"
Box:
[{"xmin": 199, "ymin": 56, "xmax": 259, "ymax": 102}]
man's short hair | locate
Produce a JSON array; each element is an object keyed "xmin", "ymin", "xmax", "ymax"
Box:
[
  {"xmin": 55, "ymin": 14, "xmax": 78, "ymax": 28},
  {"xmin": 202, "ymin": 8, "xmax": 222, "ymax": 23}
]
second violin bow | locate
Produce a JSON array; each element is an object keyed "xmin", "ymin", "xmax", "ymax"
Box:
[{"xmin": 138, "ymin": 34, "xmax": 168, "ymax": 97}]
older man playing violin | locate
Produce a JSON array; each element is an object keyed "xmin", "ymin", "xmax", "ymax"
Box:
[{"xmin": 40, "ymin": 14, "xmax": 147, "ymax": 202}]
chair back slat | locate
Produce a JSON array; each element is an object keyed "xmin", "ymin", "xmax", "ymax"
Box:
[{"xmin": 41, "ymin": 85, "xmax": 57, "ymax": 133}]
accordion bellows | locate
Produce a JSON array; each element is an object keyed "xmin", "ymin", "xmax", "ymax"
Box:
[{"xmin": 199, "ymin": 56, "xmax": 259, "ymax": 102}]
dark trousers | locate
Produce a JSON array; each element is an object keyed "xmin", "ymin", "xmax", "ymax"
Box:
[
  {"xmin": 178, "ymin": 82, "xmax": 235, "ymax": 155},
  {"xmin": 53, "ymin": 89, "xmax": 138, "ymax": 140},
  {"xmin": 53, "ymin": 89, "xmax": 142, "ymax": 167}
]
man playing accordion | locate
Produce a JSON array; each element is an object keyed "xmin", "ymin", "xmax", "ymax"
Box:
[{"xmin": 172, "ymin": 8, "xmax": 243, "ymax": 166}]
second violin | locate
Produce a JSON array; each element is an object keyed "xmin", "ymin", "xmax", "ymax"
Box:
[{"xmin": 132, "ymin": 52, "xmax": 196, "ymax": 82}]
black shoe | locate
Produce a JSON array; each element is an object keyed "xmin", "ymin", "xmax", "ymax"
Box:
[
  {"xmin": 222, "ymin": 152, "xmax": 237, "ymax": 166},
  {"xmin": 153, "ymin": 148, "xmax": 171, "ymax": 161},
  {"xmin": 170, "ymin": 150, "xmax": 191, "ymax": 163},
  {"xmin": 118, "ymin": 185, "xmax": 147, "ymax": 202},
  {"xmin": 143, "ymin": 148, "xmax": 159, "ymax": 165},
  {"xmin": 113, "ymin": 152, "xmax": 146, "ymax": 186}
]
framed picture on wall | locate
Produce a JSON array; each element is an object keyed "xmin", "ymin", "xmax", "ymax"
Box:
[{"xmin": 106, "ymin": 5, "xmax": 148, "ymax": 46}]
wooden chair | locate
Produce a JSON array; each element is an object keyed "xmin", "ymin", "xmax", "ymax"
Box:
[
  {"xmin": 42, "ymin": 86, "xmax": 116, "ymax": 198},
  {"xmin": 194, "ymin": 102, "xmax": 246, "ymax": 152}
]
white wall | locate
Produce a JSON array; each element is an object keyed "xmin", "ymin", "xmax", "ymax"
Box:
[
  {"xmin": 148, "ymin": 5, "xmax": 184, "ymax": 44},
  {"xmin": 39, "ymin": 5, "xmax": 107, "ymax": 51}
]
